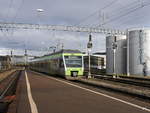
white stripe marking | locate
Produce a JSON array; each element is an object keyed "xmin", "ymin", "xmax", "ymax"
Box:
[
  {"xmin": 45, "ymin": 76, "xmax": 150, "ymax": 112},
  {"xmin": 25, "ymin": 71, "xmax": 38, "ymax": 113}
]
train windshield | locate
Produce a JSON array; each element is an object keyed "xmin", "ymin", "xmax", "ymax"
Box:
[{"xmin": 64, "ymin": 56, "xmax": 82, "ymax": 67}]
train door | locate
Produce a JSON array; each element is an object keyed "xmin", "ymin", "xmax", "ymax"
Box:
[{"xmin": 59, "ymin": 58, "xmax": 65, "ymax": 75}]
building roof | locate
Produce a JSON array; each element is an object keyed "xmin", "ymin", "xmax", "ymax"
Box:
[{"xmin": 93, "ymin": 52, "xmax": 106, "ymax": 55}]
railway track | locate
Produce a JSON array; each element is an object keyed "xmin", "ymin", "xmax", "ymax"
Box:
[
  {"xmin": 94, "ymin": 74, "xmax": 150, "ymax": 89},
  {"xmin": 0, "ymin": 70, "xmax": 21, "ymax": 113}
]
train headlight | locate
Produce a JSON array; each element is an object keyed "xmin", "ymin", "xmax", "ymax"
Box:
[{"xmin": 71, "ymin": 71, "xmax": 78, "ymax": 77}]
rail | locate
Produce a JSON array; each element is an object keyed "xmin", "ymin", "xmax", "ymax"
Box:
[
  {"xmin": 94, "ymin": 74, "xmax": 150, "ymax": 89},
  {"xmin": 0, "ymin": 71, "xmax": 20, "ymax": 99}
]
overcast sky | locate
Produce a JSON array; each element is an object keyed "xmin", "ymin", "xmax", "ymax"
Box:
[{"xmin": 0, "ymin": 0, "xmax": 150, "ymax": 56}]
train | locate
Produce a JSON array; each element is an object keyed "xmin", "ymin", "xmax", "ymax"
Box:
[{"xmin": 29, "ymin": 49, "xmax": 84, "ymax": 80}]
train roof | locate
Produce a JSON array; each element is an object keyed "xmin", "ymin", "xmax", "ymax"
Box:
[
  {"xmin": 30, "ymin": 49, "xmax": 82, "ymax": 62},
  {"xmin": 44, "ymin": 49, "xmax": 82, "ymax": 56}
]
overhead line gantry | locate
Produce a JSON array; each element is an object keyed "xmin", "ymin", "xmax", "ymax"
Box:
[{"xmin": 0, "ymin": 22, "xmax": 125, "ymax": 35}]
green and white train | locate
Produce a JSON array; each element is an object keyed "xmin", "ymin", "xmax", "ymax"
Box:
[{"xmin": 29, "ymin": 49, "xmax": 84, "ymax": 80}]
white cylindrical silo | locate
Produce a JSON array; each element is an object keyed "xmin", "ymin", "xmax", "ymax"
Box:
[
  {"xmin": 128, "ymin": 28, "xmax": 150, "ymax": 76},
  {"xmin": 106, "ymin": 35, "xmax": 127, "ymax": 75}
]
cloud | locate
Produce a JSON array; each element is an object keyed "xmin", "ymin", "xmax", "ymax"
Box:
[
  {"xmin": 0, "ymin": 29, "xmax": 106, "ymax": 55},
  {"xmin": 0, "ymin": 0, "xmax": 150, "ymax": 55}
]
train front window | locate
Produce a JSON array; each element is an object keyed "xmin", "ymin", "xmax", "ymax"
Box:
[{"xmin": 64, "ymin": 56, "xmax": 82, "ymax": 67}]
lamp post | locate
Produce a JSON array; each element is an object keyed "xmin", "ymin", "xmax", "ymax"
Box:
[
  {"xmin": 37, "ymin": 9, "xmax": 44, "ymax": 12},
  {"xmin": 87, "ymin": 34, "xmax": 92, "ymax": 78},
  {"xmin": 36, "ymin": 9, "xmax": 44, "ymax": 25},
  {"xmin": 24, "ymin": 49, "xmax": 28, "ymax": 68}
]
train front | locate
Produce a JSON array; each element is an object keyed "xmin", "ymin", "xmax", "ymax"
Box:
[{"xmin": 63, "ymin": 53, "xmax": 84, "ymax": 80}]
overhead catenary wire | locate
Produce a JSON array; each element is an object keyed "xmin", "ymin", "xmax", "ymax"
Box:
[
  {"xmin": 75, "ymin": 0, "xmax": 118, "ymax": 26},
  {"xmin": 80, "ymin": 0, "xmax": 147, "ymax": 28},
  {"xmin": 2, "ymin": 0, "xmax": 17, "ymax": 50},
  {"xmin": 107, "ymin": 0, "xmax": 141, "ymax": 19},
  {"xmin": 109, "ymin": 9, "xmax": 148, "ymax": 29},
  {"xmin": 11, "ymin": 0, "xmax": 25, "ymax": 23},
  {"xmin": 77, "ymin": 0, "xmax": 139, "ymax": 27},
  {"xmin": 96, "ymin": 0, "xmax": 150, "ymax": 27},
  {"xmin": 122, "ymin": 15, "xmax": 149, "ymax": 27},
  {"xmin": 2, "ymin": 0, "xmax": 28, "ymax": 53},
  {"xmin": 5, "ymin": 0, "xmax": 15, "ymax": 22},
  {"xmin": 111, "ymin": 1, "xmax": 149, "ymax": 28}
]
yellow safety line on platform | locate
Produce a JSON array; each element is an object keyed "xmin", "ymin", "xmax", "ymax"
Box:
[
  {"xmin": 45, "ymin": 75, "xmax": 150, "ymax": 113},
  {"xmin": 25, "ymin": 71, "xmax": 38, "ymax": 113}
]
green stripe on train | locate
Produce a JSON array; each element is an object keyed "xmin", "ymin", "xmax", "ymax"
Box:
[
  {"xmin": 34, "ymin": 53, "xmax": 83, "ymax": 62},
  {"xmin": 63, "ymin": 53, "xmax": 83, "ymax": 56}
]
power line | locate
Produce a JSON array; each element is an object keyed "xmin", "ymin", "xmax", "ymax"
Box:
[
  {"xmin": 2, "ymin": 0, "xmax": 16, "ymax": 43},
  {"xmin": 90, "ymin": 0, "xmax": 141, "ymax": 27},
  {"xmin": 75, "ymin": 0, "xmax": 139, "ymax": 27},
  {"xmin": 75, "ymin": 0, "xmax": 118, "ymax": 26},
  {"xmin": 11, "ymin": 0, "xmax": 25, "ymax": 22},
  {"xmin": 5, "ymin": 0, "xmax": 15, "ymax": 22},
  {"xmin": 97, "ymin": 0, "xmax": 150, "ymax": 27},
  {"xmin": 116, "ymin": 12, "xmax": 150, "ymax": 28},
  {"xmin": 80, "ymin": 0, "xmax": 146, "ymax": 28},
  {"xmin": 108, "ymin": 0, "xmax": 140, "ymax": 18}
]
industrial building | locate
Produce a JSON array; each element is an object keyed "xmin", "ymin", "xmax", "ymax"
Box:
[
  {"xmin": 128, "ymin": 28, "xmax": 150, "ymax": 76},
  {"xmin": 11, "ymin": 55, "xmax": 28, "ymax": 66},
  {"xmin": 106, "ymin": 28, "xmax": 150, "ymax": 77},
  {"xmin": 106, "ymin": 35, "xmax": 127, "ymax": 75},
  {"xmin": 0, "ymin": 56, "xmax": 11, "ymax": 71}
]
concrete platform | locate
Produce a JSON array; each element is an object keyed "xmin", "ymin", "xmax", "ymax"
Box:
[{"xmin": 12, "ymin": 71, "xmax": 150, "ymax": 113}]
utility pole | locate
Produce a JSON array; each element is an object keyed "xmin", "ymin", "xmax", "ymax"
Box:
[
  {"xmin": 10, "ymin": 50, "xmax": 13, "ymax": 66},
  {"xmin": 36, "ymin": 9, "xmax": 44, "ymax": 25},
  {"xmin": 112, "ymin": 36, "xmax": 117, "ymax": 77},
  {"xmin": 24, "ymin": 49, "xmax": 28, "ymax": 68},
  {"xmin": 10, "ymin": 50, "xmax": 13, "ymax": 57},
  {"xmin": 87, "ymin": 33, "xmax": 93, "ymax": 78},
  {"xmin": 10, "ymin": 50, "xmax": 15, "ymax": 66},
  {"xmin": 126, "ymin": 29, "xmax": 130, "ymax": 76},
  {"xmin": 61, "ymin": 43, "xmax": 64, "ymax": 50}
]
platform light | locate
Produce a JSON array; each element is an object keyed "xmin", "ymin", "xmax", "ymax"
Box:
[{"xmin": 36, "ymin": 9, "xmax": 44, "ymax": 12}]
